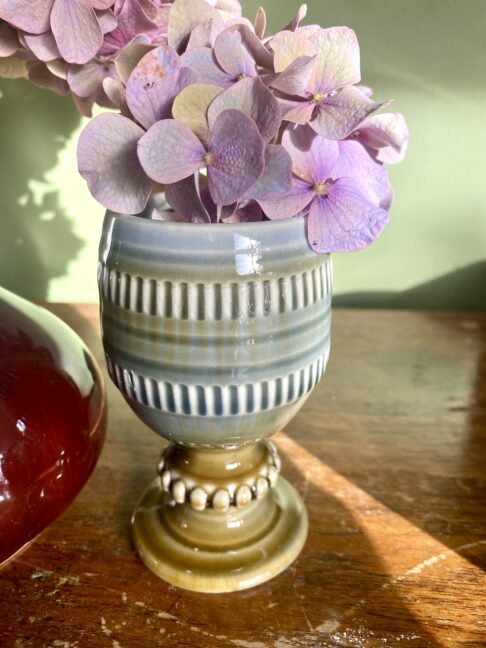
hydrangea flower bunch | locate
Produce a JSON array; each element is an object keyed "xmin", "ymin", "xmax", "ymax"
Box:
[{"xmin": 0, "ymin": 0, "xmax": 408, "ymax": 252}]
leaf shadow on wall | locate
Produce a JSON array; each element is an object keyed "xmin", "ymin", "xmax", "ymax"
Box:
[{"xmin": 0, "ymin": 79, "xmax": 84, "ymax": 300}]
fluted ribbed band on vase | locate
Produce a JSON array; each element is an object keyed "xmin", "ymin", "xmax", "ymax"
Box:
[{"xmin": 98, "ymin": 207, "xmax": 332, "ymax": 447}]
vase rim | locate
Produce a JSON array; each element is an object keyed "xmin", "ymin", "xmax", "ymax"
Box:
[
  {"xmin": 106, "ymin": 208, "xmax": 309, "ymax": 237},
  {"xmin": 106, "ymin": 194, "xmax": 308, "ymax": 236}
]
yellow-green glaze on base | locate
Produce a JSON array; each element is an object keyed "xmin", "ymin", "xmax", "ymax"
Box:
[{"xmin": 131, "ymin": 476, "xmax": 308, "ymax": 593}]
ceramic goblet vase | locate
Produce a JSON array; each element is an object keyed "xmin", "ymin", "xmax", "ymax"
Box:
[{"xmin": 98, "ymin": 207, "xmax": 332, "ymax": 593}]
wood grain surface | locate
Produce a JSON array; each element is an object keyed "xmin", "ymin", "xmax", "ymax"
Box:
[{"xmin": 1, "ymin": 305, "xmax": 485, "ymax": 648}]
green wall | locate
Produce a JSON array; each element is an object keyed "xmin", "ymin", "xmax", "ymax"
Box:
[{"xmin": 0, "ymin": 0, "xmax": 485, "ymax": 310}]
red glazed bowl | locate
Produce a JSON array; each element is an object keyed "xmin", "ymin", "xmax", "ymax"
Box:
[{"xmin": 0, "ymin": 288, "xmax": 106, "ymax": 565}]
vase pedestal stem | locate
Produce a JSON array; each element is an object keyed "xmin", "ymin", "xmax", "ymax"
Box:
[{"xmin": 131, "ymin": 441, "xmax": 308, "ymax": 593}]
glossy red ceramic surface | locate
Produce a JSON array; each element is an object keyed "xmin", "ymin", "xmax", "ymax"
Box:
[{"xmin": 0, "ymin": 289, "xmax": 106, "ymax": 565}]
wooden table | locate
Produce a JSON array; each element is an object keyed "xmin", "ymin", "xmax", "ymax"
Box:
[{"xmin": 1, "ymin": 306, "xmax": 485, "ymax": 648}]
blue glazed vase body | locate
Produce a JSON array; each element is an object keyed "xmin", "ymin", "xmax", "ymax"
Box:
[{"xmin": 98, "ymin": 207, "xmax": 332, "ymax": 448}]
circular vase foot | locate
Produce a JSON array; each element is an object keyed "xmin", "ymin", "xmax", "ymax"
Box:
[{"xmin": 131, "ymin": 476, "xmax": 308, "ymax": 593}]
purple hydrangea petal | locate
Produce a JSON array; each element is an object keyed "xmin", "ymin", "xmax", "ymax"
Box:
[
  {"xmin": 200, "ymin": 184, "xmax": 249, "ymax": 223},
  {"xmin": 96, "ymin": 84, "xmax": 120, "ymax": 110},
  {"xmin": 269, "ymin": 55, "xmax": 316, "ymax": 97},
  {"xmin": 136, "ymin": 0, "xmax": 160, "ymax": 20},
  {"xmin": 45, "ymin": 57, "xmax": 68, "ymax": 79},
  {"xmin": 282, "ymin": 124, "xmax": 339, "ymax": 184},
  {"xmin": 207, "ymin": 77, "xmax": 281, "ymax": 142},
  {"xmin": 310, "ymin": 27, "xmax": 360, "ymax": 94},
  {"xmin": 179, "ymin": 66, "xmax": 200, "ymax": 94},
  {"xmin": 0, "ymin": 21, "xmax": 19, "ymax": 56},
  {"xmin": 138, "ymin": 118, "xmax": 205, "ymax": 184},
  {"xmin": 207, "ymin": 108, "xmax": 265, "ymax": 205},
  {"xmin": 101, "ymin": 0, "xmax": 158, "ymax": 55},
  {"xmin": 269, "ymin": 30, "xmax": 316, "ymax": 73},
  {"xmin": 28, "ymin": 60, "xmax": 69, "ymax": 94},
  {"xmin": 381, "ymin": 184, "xmax": 394, "ymax": 211},
  {"xmin": 222, "ymin": 200, "xmax": 262, "ymax": 223},
  {"xmin": 257, "ymin": 176, "xmax": 314, "ymax": 220},
  {"xmin": 334, "ymin": 139, "xmax": 391, "ymax": 208},
  {"xmin": 126, "ymin": 45, "xmax": 196, "ymax": 128},
  {"xmin": 180, "ymin": 45, "xmax": 232, "ymax": 87},
  {"xmin": 172, "ymin": 82, "xmax": 222, "ymax": 143},
  {"xmin": 308, "ymin": 177, "xmax": 389, "ymax": 253},
  {"xmin": 311, "ymin": 85, "xmax": 392, "ymax": 140},
  {"xmin": 51, "ymin": 0, "xmax": 103, "ymax": 64},
  {"xmin": 209, "ymin": 201, "xmax": 236, "ymax": 223},
  {"xmin": 150, "ymin": 208, "xmax": 192, "ymax": 223},
  {"xmin": 23, "ymin": 30, "xmax": 60, "ymax": 61},
  {"xmin": 78, "ymin": 113, "xmax": 154, "ymax": 213},
  {"xmin": 229, "ymin": 24, "xmax": 273, "ymax": 69},
  {"xmin": 244, "ymin": 144, "xmax": 292, "ymax": 200},
  {"xmin": 91, "ymin": 0, "xmax": 115, "ymax": 9},
  {"xmin": 72, "ymin": 92, "xmax": 96, "ymax": 117},
  {"xmin": 168, "ymin": 0, "xmax": 217, "ymax": 51},
  {"xmin": 199, "ymin": 184, "xmax": 219, "ymax": 222},
  {"xmin": 67, "ymin": 59, "xmax": 116, "ymax": 97},
  {"xmin": 213, "ymin": 25, "xmax": 256, "ymax": 78},
  {"xmin": 350, "ymin": 112, "xmax": 409, "ymax": 164},
  {"xmin": 0, "ymin": 0, "xmax": 53, "ymax": 34},
  {"xmin": 279, "ymin": 98, "xmax": 315, "ymax": 125},
  {"xmin": 165, "ymin": 175, "xmax": 211, "ymax": 223}
]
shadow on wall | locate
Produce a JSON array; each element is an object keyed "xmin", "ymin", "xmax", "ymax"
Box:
[
  {"xmin": 0, "ymin": 79, "xmax": 83, "ymax": 300},
  {"xmin": 334, "ymin": 261, "xmax": 486, "ymax": 312}
]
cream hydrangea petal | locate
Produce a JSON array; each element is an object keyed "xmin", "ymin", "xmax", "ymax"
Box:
[
  {"xmin": 172, "ymin": 82, "xmax": 222, "ymax": 143},
  {"xmin": 114, "ymin": 39, "xmax": 153, "ymax": 84},
  {"xmin": 269, "ymin": 30, "xmax": 316, "ymax": 73},
  {"xmin": 168, "ymin": 0, "xmax": 216, "ymax": 50},
  {"xmin": 310, "ymin": 26, "xmax": 360, "ymax": 94}
]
